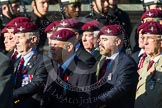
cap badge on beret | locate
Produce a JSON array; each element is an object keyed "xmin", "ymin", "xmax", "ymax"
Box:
[
  {"xmin": 51, "ymin": 27, "xmax": 56, "ymax": 31},
  {"xmin": 106, "ymin": 29, "xmax": 112, "ymax": 34},
  {"xmin": 150, "ymin": 26, "xmax": 154, "ymax": 32},
  {"xmin": 17, "ymin": 26, "xmax": 25, "ymax": 32},
  {"xmin": 60, "ymin": 22, "xmax": 68, "ymax": 27},
  {"xmin": 56, "ymin": 35, "xmax": 63, "ymax": 40},
  {"xmin": 147, "ymin": 12, "xmax": 153, "ymax": 17},
  {"xmin": 88, "ymin": 26, "xmax": 91, "ymax": 30},
  {"xmin": 14, "ymin": 22, "xmax": 18, "ymax": 27},
  {"xmin": 50, "ymin": 29, "xmax": 75, "ymax": 41}
]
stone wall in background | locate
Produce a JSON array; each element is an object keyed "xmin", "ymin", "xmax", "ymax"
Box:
[{"xmin": 48, "ymin": 0, "xmax": 142, "ymax": 4}]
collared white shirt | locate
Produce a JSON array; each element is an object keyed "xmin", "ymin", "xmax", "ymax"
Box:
[
  {"xmin": 22, "ymin": 48, "xmax": 36, "ymax": 67},
  {"xmin": 106, "ymin": 53, "xmax": 119, "ymax": 60},
  {"xmin": 138, "ymin": 49, "xmax": 145, "ymax": 57}
]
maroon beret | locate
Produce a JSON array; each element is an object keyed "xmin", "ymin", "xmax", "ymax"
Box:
[
  {"xmin": 50, "ymin": 29, "xmax": 75, "ymax": 41},
  {"xmin": 81, "ymin": 20, "xmax": 100, "ymax": 32},
  {"xmin": 6, "ymin": 17, "xmax": 37, "ymax": 33},
  {"xmin": 6, "ymin": 17, "xmax": 30, "ymax": 28},
  {"xmin": 1, "ymin": 27, "xmax": 7, "ymax": 34},
  {"xmin": 98, "ymin": 24, "xmax": 123, "ymax": 37},
  {"xmin": 141, "ymin": 9, "xmax": 162, "ymax": 21},
  {"xmin": 141, "ymin": 21, "xmax": 162, "ymax": 35},
  {"xmin": 58, "ymin": 18, "xmax": 82, "ymax": 29},
  {"xmin": 1, "ymin": 17, "xmax": 29, "ymax": 34},
  {"xmin": 14, "ymin": 22, "xmax": 37, "ymax": 33},
  {"xmin": 137, "ymin": 23, "xmax": 148, "ymax": 34},
  {"xmin": 45, "ymin": 20, "xmax": 60, "ymax": 33}
]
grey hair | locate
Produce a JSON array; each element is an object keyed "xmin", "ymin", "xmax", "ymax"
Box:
[
  {"xmin": 25, "ymin": 31, "xmax": 40, "ymax": 44},
  {"xmin": 93, "ymin": 31, "xmax": 99, "ymax": 38},
  {"xmin": 26, "ymin": 31, "xmax": 39, "ymax": 38}
]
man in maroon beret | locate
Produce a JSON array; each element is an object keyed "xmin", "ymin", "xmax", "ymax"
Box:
[
  {"xmin": 131, "ymin": 22, "xmax": 148, "ymax": 66},
  {"xmin": 44, "ymin": 20, "xmax": 60, "ymax": 45},
  {"xmin": 81, "ymin": 20, "xmax": 101, "ymax": 61},
  {"xmin": 0, "ymin": 17, "xmax": 27, "ymax": 61},
  {"xmin": 130, "ymin": 0, "xmax": 162, "ymax": 53},
  {"xmin": 41, "ymin": 29, "xmax": 96, "ymax": 108},
  {"xmin": 57, "ymin": 18, "xmax": 97, "ymax": 67},
  {"xmin": 44, "ymin": 20, "xmax": 60, "ymax": 59},
  {"xmin": 135, "ymin": 21, "xmax": 162, "ymax": 108},
  {"xmin": 95, "ymin": 24, "xmax": 138, "ymax": 108},
  {"xmin": 1, "ymin": 24, "xmax": 17, "ymax": 54},
  {"xmin": 49, "ymin": 29, "xmax": 77, "ymax": 62},
  {"xmin": 10, "ymin": 17, "xmax": 50, "ymax": 108}
]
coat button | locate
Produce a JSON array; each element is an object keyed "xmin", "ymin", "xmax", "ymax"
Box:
[{"xmin": 139, "ymin": 77, "xmax": 142, "ymax": 80}]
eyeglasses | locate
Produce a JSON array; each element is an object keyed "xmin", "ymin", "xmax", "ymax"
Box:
[
  {"xmin": 142, "ymin": 35, "xmax": 162, "ymax": 42},
  {"xmin": 142, "ymin": 18, "xmax": 162, "ymax": 23}
]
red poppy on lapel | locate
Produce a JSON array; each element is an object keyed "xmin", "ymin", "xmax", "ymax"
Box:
[
  {"xmin": 64, "ymin": 75, "xmax": 69, "ymax": 81},
  {"xmin": 29, "ymin": 74, "xmax": 33, "ymax": 81}
]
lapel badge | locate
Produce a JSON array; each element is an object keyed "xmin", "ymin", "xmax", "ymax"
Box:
[
  {"xmin": 14, "ymin": 67, "xmax": 17, "ymax": 73},
  {"xmin": 29, "ymin": 65, "xmax": 32, "ymax": 69},
  {"xmin": 150, "ymin": 84, "xmax": 154, "ymax": 90},
  {"xmin": 107, "ymin": 73, "xmax": 112, "ymax": 81},
  {"xmin": 14, "ymin": 22, "xmax": 18, "ymax": 27},
  {"xmin": 150, "ymin": 78, "xmax": 156, "ymax": 90},
  {"xmin": 27, "ymin": 62, "xmax": 32, "ymax": 69},
  {"xmin": 27, "ymin": 63, "xmax": 30, "ymax": 66}
]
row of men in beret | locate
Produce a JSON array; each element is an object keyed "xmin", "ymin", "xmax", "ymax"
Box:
[
  {"xmin": 0, "ymin": 10, "xmax": 150, "ymax": 108},
  {"xmin": 0, "ymin": 15, "xmax": 138, "ymax": 108},
  {"xmin": 131, "ymin": 8, "xmax": 162, "ymax": 63},
  {"xmin": 131, "ymin": 4, "xmax": 162, "ymax": 107},
  {"xmin": 1, "ymin": 8, "xmax": 162, "ymax": 108},
  {"xmin": 129, "ymin": 0, "xmax": 162, "ymax": 53},
  {"xmin": 1, "ymin": 1, "xmax": 162, "ymax": 108}
]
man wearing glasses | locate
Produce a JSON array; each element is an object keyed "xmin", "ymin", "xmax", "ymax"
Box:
[{"xmin": 135, "ymin": 21, "xmax": 162, "ymax": 108}]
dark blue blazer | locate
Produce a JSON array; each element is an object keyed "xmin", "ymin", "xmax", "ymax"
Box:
[
  {"xmin": 41, "ymin": 55, "xmax": 97, "ymax": 108},
  {"xmin": 96, "ymin": 52, "xmax": 139, "ymax": 108},
  {"xmin": 75, "ymin": 43, "xmax": 96, "ymax": 67},
  {"xmin": 13, "ymin": 52, "xmax": 51, "ymax": 108},
  {"xmin": 131, "ymin": 50, "xmax": 140, "ymax": 65},
  {"xmin": 0, "ymin": 52, "xmax": 13, "ymax": 108}
]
